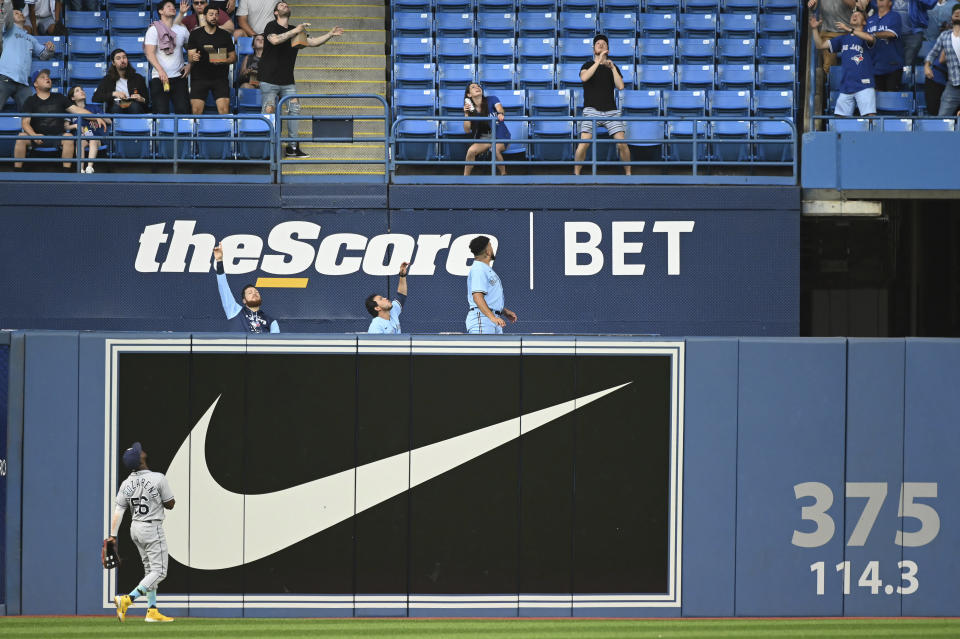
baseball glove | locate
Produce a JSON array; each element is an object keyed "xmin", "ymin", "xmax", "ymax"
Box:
[{"xmin": 102, "ymin": 537, "xmax": 120, "ymax": 570}]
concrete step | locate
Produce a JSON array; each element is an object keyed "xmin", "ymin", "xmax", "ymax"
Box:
[{"xmin": 291, "ymin": 3, "xmax": 383, "ymax": 18}]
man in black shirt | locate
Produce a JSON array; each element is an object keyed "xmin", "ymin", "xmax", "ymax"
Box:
[
  {"xmin": 260, "ymin": 1, "xmax": 342, "ymax": 156},
  {"xmin": 574, "ymin": 34, "xmax": 631, "ymax": 175},
  {"xmin": 186, "ymin": 5, "xmax": 236, "ymax": 114},
  {"xmin": 13, "ymin": 68, "xmax": 105, "ymax": 168}
]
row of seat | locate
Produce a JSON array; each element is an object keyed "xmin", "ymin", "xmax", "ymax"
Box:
[
  {"xmin": 393, "ymin": 62, "xmax": 797, "ymax": 91},
  {"xmin": 393, "ymin": 11, "xmax": 799, "ymax": 39},
  {"xmin": 825, "ymin": 117, "xmax": 957, "ymax": 132},
  {"xmin": 826, "ymin": 66, "xmax": 948, "ymax": 116},
  {"xmin": 56, "ymin": 10, "xmax": 154, "ymax": 36},
  {"xmin": 34, "ymin": 34, "xmax": 258, "ymax": 64},
  {"xmin": 393, "ymin": 0, "xmax": 800, "ymax": 13}
]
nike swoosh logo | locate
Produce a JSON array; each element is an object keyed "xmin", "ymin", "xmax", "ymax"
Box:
[{"xmin": 164, "ymin": 382, "xmax": 632, "ymax": 570}]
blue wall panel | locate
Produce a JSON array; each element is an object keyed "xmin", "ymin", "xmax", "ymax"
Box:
[
  {"xmin": 901, "ymin": 339, "xmax": 960, "ymax": 616},
  {"xmin": 21, "ymin": 332, "xmax": 79, "ymax": 614},
  {"xmin": 843, "ymin": 339, "xmax": 904, "ymax": 616},
  {"xmin": 0, "ymin": 341, "xmax": 8, "ymax": 607},
  {"xmin": 681, "ymin": 338, "xmax": 738, "ymax": 616},
  {"xmin": 734, "ymin": 339, "xmax": 847, "ymax": 616}
]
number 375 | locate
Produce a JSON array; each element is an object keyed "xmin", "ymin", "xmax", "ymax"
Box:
[{"xmin": 792, "ymin": 482, "xmax": 940, "ymax": 548}]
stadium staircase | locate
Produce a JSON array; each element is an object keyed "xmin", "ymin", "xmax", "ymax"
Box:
[{"xmin": 287, "ymin": 0, "xmax": 387, "ymax": 176}]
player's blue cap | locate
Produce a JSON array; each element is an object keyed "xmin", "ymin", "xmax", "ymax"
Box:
[{"xmin": 122, "ymin": 442, "xmax": 143, "ymax": 471}]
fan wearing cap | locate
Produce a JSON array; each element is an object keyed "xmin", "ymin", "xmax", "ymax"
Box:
[
  {"xmin": 212, "ymin": 242, "xmax": 280, "ymax": 333},
  {"xmin": 108, "ymin": 442, "xmax": 176, "ymax": 623}
]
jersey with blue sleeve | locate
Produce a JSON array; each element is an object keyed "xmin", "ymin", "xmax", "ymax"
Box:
[
  {"xmin": 866, "ymin": 11, "xmax": 904, "ymax": 73},
  {"xmin": 215, "ymin": 267, "xmax": 279, "ymax": 333},
  {"xmin": 368, "ymin": 298, "xmax": 403, "ymax": 334},
  {"xmin": 829, "ymin": 34, "xmax": 875, "ymax": 94},
  {"xmin": 467, "ymin": 260, "xmax": 504, "ymax": 311}
]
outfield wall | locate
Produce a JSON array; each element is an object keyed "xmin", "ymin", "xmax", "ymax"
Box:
[{"xmin": 4, "ymin": 333, "xmax": 958, "ymax": 617}]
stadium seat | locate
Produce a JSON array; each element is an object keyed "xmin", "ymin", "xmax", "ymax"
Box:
[
  {"xmin": 683, "ymin": 0, "xmax": 719, "ymax": 12},
  {"xmin": 678, "ymin": 13, "xmax": 717, "ymax": 39},
  {"xmin": 196, "ymin": 118, "xmax": 233, "ymax": 160},
  {"xmin": 518, "ymin": 12, "xmax": 558, "ymax": 38},
  {"xmin": 517, "ymin": 37, "xmax": 556, "ymax": 64},
  {"xmin": 68, "ymin": 35, "xmax": 108, "ymax": 61},
  {"xmin": 722, "ymin": 0, "xmax": 758, "ymax": 10},
  {"xmin": 437, "ymin": 37, "xmax": 476, "ymax": 64},
  {"xmin": 638, "ymin": 38, "xmax": 676, "ymax": 64},
  {"xmin": 828, "ymin": 118, "xmax": 870, "ymax": 132},
  {"xmin": 34, "ymin": 36, "xmax": 65, "ymax": 59},
  {"xmin": 519, "ymin": 0, "xmax": 557, "ymax": 11},
  {"xmin": 478, "ymin": 38, "xmax": 517, "ymax": 64},
  {"xmin": 875, "ymin": 91, "xmax": 914, "ymax": 116},
  {"xmin": 757, "ymin": 64, "xmax": 795, "ymax": 91},
  {"xmin": 396, "ymin": 119, "xmax": 439, "ymax": 161},
  {"xmin": 477, "ymin": 12, "xmax": 517, "ymax": 38},
  {"xmin": 603, "ymin": 0, "xmax": 640, "ymax": 10},
  {"xmin": 438, "ymin": 63, "xmax": 477, "ymax": 89},
  {"xmin": 437, "ymin": 0, "xmax": 475, "ymax": 12},
  {"xmin": 624, "ymin": 119, "xmax": 664, "ymax": 159},
  {"xmin": 711, "ymin": 120, "xmax": 750, "ymax": 162},
  {"xmin": 558, "ymin": 37, "xmax": 593, "ymax": 62},
  {"xmin": 826, "ymin": 66, "xmax": 843, "ymax": 93},
  {"xmin": 435, "ymin": 13, "xmax": 474, "ymax": 38},
  {"xmin": 717, "ymin": 38, "xmax": 755, "ymax": 64},
  {"xmin": 501, "ymin": 120, "xmax": 528, "ymax": 161},
  {"xmin": 497, "ymin": 89, "xmax": 527, "ymax": 115},
  {"xmin": 65, "ymin": 10, "xmax": 107, "ymax": 34},
  {"xmin": 529, "ymin": 88, "xmax": 571, "ymax": 115},
  {"xmin": 914, "ymin": 118, "xmax": 954, "ymax": 131},
  {"xmin": 677, "ymin": 64, "xmax": 714, "ymax": 90},
  {"xmin": 619, "ymin": 64, "xmax": 636, "ymax": 88},
  {"xmin": 664, "ymin": 89, "xmax": 706, "ymax": 116},
  {"xmin": 599, "ymin": 12, "xmax": 638, "ymax": 38},
  {"xmin": 562, "ymin": 0, "xmax": 600, "ymax": 11},
  {"xmin": 758, "ymin": 14, "xmax": 797, "ymax": 39},
  {"xmin": 438, "ymin": 118, "xmax": 471, "ymax": 162},
  {"xmin": 645, "ymin": 0, "xmax": 680, "ymax": 12},
  {"xmin": 677, "ymin": 38, "xmax": 715, "ymax": 64},
  {"xmin": 640, "ymin": 13, "xmax": 677, "ymax": 38},
  {"xmin": 237, "ymin": 87, "xmax": 263, "ymax": 113},
  {"xmin": 717, "ymin": 63, "xmax": 755, "ymax": 90},
  {"xmin": 753, "ymin": 89, "xmax": 792, "ymax": 116},
  {"xmin": 395, "ymin": 0, "xmax": 433, "ymax": 12},
  {"xmin": 111, "ymin": 36, "xmax": 147, "ymax": 63},
  {"xmin": 113, "ymin": 116, "xmax": 151, "ymax": 158},
  {"xmin": 478, "ymin": 63, "xmax": 516, "ymax": 90},
  {"xmin": 666, "ymin": 119, "xmax": 708, "ymax": 161},
  {"xmin": 558, "ymin": 13, "xmax": 597, "ymax": 38},
  {"xmin": 530, "ymin": 119, "xmax": 573, "ymax": 161},
  {"xmin": 439, "ymin": 88, "xmax": 471, "ymax": 114},
  {"xmin": 107, "ymin": 10, "xmax": 150, "ymax": 36},
  {"xmin": 636, "ymin": 63, "xmax": 675, "ymax": 90},
  {"xmin": 608, "ymin": 37, "xmax": 637, "ymax": 64},
  {"xmin": 67, "ymin": 61, "xmax": 107, "ymax": 85},
  {"xmin": 394, "ymin": 62, "xmax": 437, "ymax": 89},
  {"xmin": 394, "ymin": 88, "xmax": 438, "ymax": 115},
  {"xmin": 879, "ymin": 118, "xmax": 913, "ymax": 132},
  {"xmin": 718, "ymin": 13, "xmax": 757, "ymax": 39},
  {"xmin": 621, "ymin": 89, "xmax": 661, "ymax": 114},
  {"xmin": 760, "ymin": 0, "xmax": 798, "ymax": 14},
  {"xmin": 106, "ymin": 0, "xmax": 148, "ymax": 10},
  {"xmin": 709, "ymin": 89, "xmax": 750, "ymax": 116},
  {"xmin": 557, "ymin": 62, "xmax": 585, "ymax": 88},
  {"xmin": 477, "ymin": 0, "xmax": 516, "ymax": 11},
  {"xmin": 32, "ymin": 60, "xmax": 64, "ymax": 87},
  {"xmin": 392, "ymin": 12, "xmax": 433, "ymax": 39},
  {"xmin": 0, "ymin": 116, "xmax": 20, "ymax": 158},
  {"xmin": 516, "ymin": 63, "xmax": 555, "ymax": 89},
  {"xmin": 393, "ymin": 37, "xmax": 434, "ymax": 64},
  {"xmin": 757, "ymin": 38, "xmax": 796, "ymax": 64},
  {"xmin": 155, "ymin": 117, "xmax": 194, "ymax": 159},
  {"xmin": 754, "ymin": 119, "xmax": 792, "ymax": 162}
]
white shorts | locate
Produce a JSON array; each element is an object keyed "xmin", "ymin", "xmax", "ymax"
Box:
[
  {"xmin": 580, "ymin": 107, "xmax": 626, "ymax": 136},
  {"xmin": 834, "ymin": 88, "xmax": 876, "ymax": 117}
]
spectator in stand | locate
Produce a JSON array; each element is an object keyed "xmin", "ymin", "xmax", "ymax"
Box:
[
  {"xmin": 93, "ymin": 49, "xmax": 149, "ymax": 113},
  {"xmin": 924, "ymin": 0, "xmax": 953, "ymax": 113},
  {"xmin": 178, "ymin": 0, "xmax": 240, "ymax": 37},
  {"xmin": 924, "ymin": 3, "xmax": 960, "ymax": 115},
  {"xmin": 144, "ymin": 0, "xmax": 191, "ymax": 114},
  {"xmin": 260, "ymin": 1, "xmax": 342, "ymax": 157},
  {"xmin": 884, "ymin": 0, "xmax": 938, "ymax": 67},
  {"xmin": 866, "ymin": 0, "xmax": 905, "ymax": 89},
  {"xmin": 186, "ymin": 4, "xmax": 235, "ymax": 114},
  {"xmin": 574, "ymin": 34, "xmax": 631, "ymax": 176},
  {"xmin": 237, "ymin": 32, "xmax": 262, "ymax": 88},
  {"xmin": 66, "ymin": 85, "xmax": 105, "ymax": 173},
  {"xmin": 0, "ymin": 4, "xmax": 54, "ymax": 112},
  {"xmin": 811, "ymin": 9, "xmax": 879, "ymax": 116},
  {"xmin": 237, "ymin": 0, "xmax": 275, "ymax": 37},
  {"xmin": 808, "ymin": 0, "xmax": 857, "ymax": 73},
  {"xmin": 13, "ymin": 69, "xmax": 105, "ymax": 169},
  {"xmin": 462, "ymin": 82, "xmax": 508, "ymax": 176},
  {"xmin": 23, "ymin": 0, "xmax": 61, "ymax": 36}
]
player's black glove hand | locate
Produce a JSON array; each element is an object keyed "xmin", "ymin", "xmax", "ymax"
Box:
[{"xmin": 102, "ymin": 537, "xmax": 120, "ymax": 569}]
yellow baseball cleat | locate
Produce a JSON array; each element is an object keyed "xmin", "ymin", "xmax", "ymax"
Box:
[
  {"xmin": 114, "ymin": 595, "xmax": 131, "ymax": 622},
  {"xmin": 145, "ymin": 607, "xmax": 174, "ymax": 623}
]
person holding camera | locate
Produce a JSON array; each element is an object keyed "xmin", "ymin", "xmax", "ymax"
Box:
[{"xmin": 462, "ymin": 82, "xmax": 509, "ymax": 176}]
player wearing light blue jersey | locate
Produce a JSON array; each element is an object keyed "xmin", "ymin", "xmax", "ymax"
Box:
[
  {"xmin": 213, "ymin": 242, "xmax": 280, "ymax": 333},
  {"xmin": 109, "ymin": 442, "xmax": 176, "ymax": 623},
  {"xmin": 366, "ymin": 261, "xmax": 409, "ymax": 334},
  {"xmin": 465, "ymin": 235, "xmax": 517, "ymax": 334}
]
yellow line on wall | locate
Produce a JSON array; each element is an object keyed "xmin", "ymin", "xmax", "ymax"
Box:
[{"xmin": 254, "ymin": 277, "xmax": 310, "ymax": 288}]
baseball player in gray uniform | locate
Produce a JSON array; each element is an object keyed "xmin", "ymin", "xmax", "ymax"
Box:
[{"xmin": 109, "ymin": 442, "xmax": 176, "ymax": 623}]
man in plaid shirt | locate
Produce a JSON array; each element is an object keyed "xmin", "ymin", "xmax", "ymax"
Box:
[{"xmin": 924, "ymin": 3, "xmax": 960, "ymax": 115}]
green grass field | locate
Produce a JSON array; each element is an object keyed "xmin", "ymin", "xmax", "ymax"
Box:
[{"xmin": 0, "ymin": 617, "xmax": 958, "ymax": 638}]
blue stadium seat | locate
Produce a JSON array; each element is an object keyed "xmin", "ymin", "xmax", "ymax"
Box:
[
  {"xmin": 394, "ymin": 88, "xmax": 438, "ymax": 115},
  {"xmin": 603, "ymin": 0, "xmax": 640, "ymax": 10},
  {"xmin": 875, "ymin": 91, "xmax": 914, "ymax": 116},
  {"xmin": 757, "ymin": 63, "xmax": 795, "ymax": 91},
  {"xmin": 717, "ymin": 38, "xmax": 756, "ymax": 64},
  {"xmin": 438, "ymin": 63, "xmax": 476, "ymax": 89},
  {"xmin": 760, "ymin": 0, "xmax": 798, "ymax": 14},
  {"xmin": 828, "ymin": 118, "xmax": 870, "ymax": 132},
  {"xmin": 435, "ymin": 12, "xmax": 474, "ymax": 38},
  {"xmin": 237, "ymin": 117, "xmax": 273, "ymax": 160},
  {"xmin": 678, "ymin": 13, "xmax": 717, "ymax": 39},
  {"xmin": 498, "ymin": 89, "xmax": 527, "ymax": 114},
  {"xmin": 757, "ymin": 14, "xmax": 797, "ymax": 39},
  {"xmin": 237, "ymin": 87, "xmax": 263, "ymax": 113},
  {"xmin": 827, "ymin": 65, "xmax": 842, "ymax": 92},
  {"xmin": 557, "ymin": 62, "xmax": 585, "ymax": 88},
  {"xmin": 437, "ymin": 0, "xmax": 475, "ymax": 12},
  {"xmin": 393, "ymin": 12, "xmax": 433, "ymax": 39},
  {"xmin": 562, "ymin": 0, "xmax": 600, "ymax": 11},
  {"xmin": 722, "ymin": 0, "xmax": 758, "ymax": 10},
  {"xmin": 666, "ymin": 119, "xmax": 708, "ymax": 161},
  {"xmin": 197, "ymin": 118, "xmax": 233, "ymax": 160},
  {"xmin": 879, "ymin": 118, "xmax": 913, "ymax": 132},
  {"xmin": 709, "ymin": 89, "xmax": 750, "ymax": 116},
  {"xmin": 636, "ymin": 63, "xmax": 675, "ymax": 90},
  {"xmin": 518, "ymin": 12, "xmax": 558, "ymax": 38},
  {"xmin": 718, "ymin": 13, "xmax": 757, "ymax": 38},
  {"xmin": 517, "ymin": 37, "xmax": 556, "ymax": 63},
  {"xmin": 757, "ymin": 38, "xmax": 796, "ymax": 64},
  {"xmin": 34, "ymin": 36, "xmax": 65, "ymax": 59},
  {"xmin": 599, "ymin": 11, "xmax": 638, "ymax": 38},
  {"xmin": 393, "ymin": 37, "xmax": 434, "ymax": 64},
  {"xmin": 640, "ymin": 13, "xmax": 677, "ymax": 38},
  {"xmin": 479, "ymin": 63, "xmax": 516, "ymax": 90},
  {"xmin": 106, "ymin": 0, "xmax": 148, "ymax": 10},
  {"xmin": 624, "ymin": 119, "xmax": 664, "ymax": 157},
  {"xmin": 530, "ymin": 119, "xmax": 574, "ymax": 160},
  {"xmin": 478, "ymin": 37, "xmax": 517, "ymax": 63},
  {"xmin": 677, "ymin": 64, "xmax": 714, "ymax": 90},
  {"xmin": 502, "ymin": 120, "xmax": 528, "ymax": 160},
  {"xmin": 529, "ymin": 88, "xmax": 571, "ymax": 115},
  {"xmin": 516, "ymin": 63, "xmax": 555, "ymax": 89},
  {"xmin": 155, "ymin": 117, "xmax": 193, "ymax": 159},
  {"xmin": 0, "ymin": 116, "xmax": 20, "ymax": 158},
  {"xmin": 753, "ymin": 89, "xmax": 792, "ymax": 116},
  {"xmin": 683, "ymin": 0, "xmax": 718, "ymax": 12},
  {"xmin": 68, "ymin": 35, "xmax": 108, "ymax": 61},
  {"xmin": 394, "ymin": 62, "xmax": 437, "ymax": 89},
  {"xmin": 477, "ymin": 12, "xmax": 517, "ymax": 38},
  {"xmin": 439, "ymin": 88, "xmax": 471, "ymax": 114},
  {"xmin": 113, "ymin": 116, "xmax": 151, "ymax": 158},
  {"xmin": 558, "ymin": 12, "xmax": 597, "ymax": 38},
  {"xmin": 638, "ymin": 38, "xmax": 676, "ymax": 64},
  {"xmin": 65, "ymin": 10, "xmax": 107, "ymax": 34},
  {"xmin": 754, "ymin": 120, "xmax": 792, "ymax": 162},
  {"xmin": 914, "ymin": 118, "xmax": 954, "ymax": 131},
  {"xmin": 621, "ymin": 89, "xmax": 661, "ymax": 114},
  {"xmin": 677, "ymin": 38, "xmax": 715, "ymax": 64},
  {"xmin": 558, "ymin": 37, "xmax": 593, "ymax": 62},
  {"xmin": 519, "ymin": 0, "xmax": 557, "ymax": 11},
  {"xmin": 608, "ymin": 37, "xmax": 637, "ymax": 64},
  {"xmin": 395, "ymin": 0, "xmax": 433, "ymax": 12},
  {"xmin": 111, "ymin": 36, "xmax": 147, "ymax": 63},
  {"xmin": 438, "ymin": 119, "xmax": 471, "ymax": 161},
  {"xmin": 477, "ymin": 0, "xmax": 514, "ymax": 10},
  {"xmin": 717, "ymin": 63, "xmax": 755, "ymax": 90},
  {"xmin": 107, "ymin": 10, "xmax": 150, "ymax": 36},
  {"xmin": 711, "ymin": 120, "xmax": 750, "ymax": 162},
  {"xmin": 437, "ymin": 37, "xmax": 476, "ymax": 64},
  {"xmin": 396, "ymin": 119, "xmax": 438, "ymax": 160},
  {"xmin": 619, "ymin": 63, "xmax": 636, "ymax": 88},
  {"xmin": 645, "ymin": 0, "xmax": 680, "ymax": 12},
  {"xmin": 664, "ymin": 89, "xmax": 706, "ymax": 116}
]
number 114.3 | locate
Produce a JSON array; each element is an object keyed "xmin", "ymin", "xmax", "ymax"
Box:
[{"xmin": 810, "ymin": 560, "xmax": 918, "ymax": 596}]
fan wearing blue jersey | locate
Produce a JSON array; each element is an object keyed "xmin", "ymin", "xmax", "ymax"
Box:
[
  {"xmin": 811, "ymin": 9, "xmax": 878, "ymax": 115},
  {"xmin": 465, "ymin": 235, "xmax": 517, "ymax": 334},
  {"xmin": 212, "ymin": 242, "xmax": 280, "ymax": 333},
  {"xmin": 865, "ymin": 0, "xmax": 905, "ymax": 90},
  {"xmin": 365, "ymin": 261, "xmax": 409, "ymax": 334}
]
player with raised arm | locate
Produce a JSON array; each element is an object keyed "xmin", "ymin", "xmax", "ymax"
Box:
[
  {"xmin": 466, "ymin": 235, "xmax": 517, "ymax": 334},
  {"xmin": 365, "ymin": 261, "xmax": 409, "ymax": 334},
  {"xmin": 213, "ymin": 242, "xmax": 279, "ymax": 333},
  {"xmin": 108, "ymin": 443, "xmax": 176, "ymax": 623}
]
